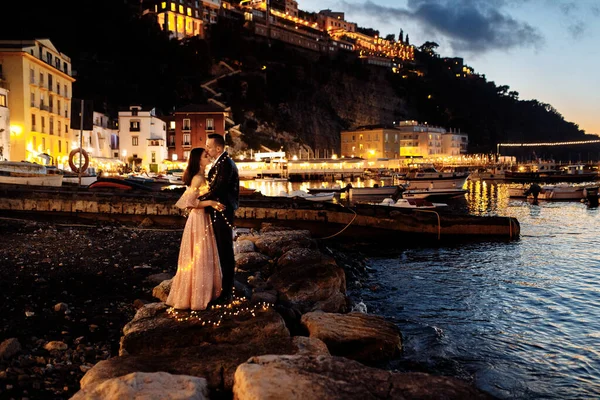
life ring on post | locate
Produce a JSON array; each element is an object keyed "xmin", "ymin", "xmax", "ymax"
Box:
[{"xmin": 69, "ymin": 148, "xmax": 90, "ymax": 173}]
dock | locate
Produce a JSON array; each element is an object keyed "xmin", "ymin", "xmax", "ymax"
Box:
[{"xmin": 0, "ymin": 185, "xmax": 519, "ymax": 241}]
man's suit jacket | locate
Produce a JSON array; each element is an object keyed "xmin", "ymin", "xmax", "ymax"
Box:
[{"xmin": 199, "ymin": 151, "xmax": 239, "ymax": 221}]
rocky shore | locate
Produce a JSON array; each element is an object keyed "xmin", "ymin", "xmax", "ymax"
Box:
[{"xmin": 0, "ymin": 217, "xmax": 493, "ymax": 399}]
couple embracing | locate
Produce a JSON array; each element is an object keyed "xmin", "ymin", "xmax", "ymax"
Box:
[{"xmin": 167, "ymin": 133, "xmax": 240, "ymax": 310}]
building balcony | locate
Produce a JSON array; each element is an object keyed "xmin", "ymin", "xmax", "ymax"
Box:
[
  {"xmin": 40, "ymin": 104, "xmax": 49, "ymax": 112},
  {"xmin": 31, "ymin": 124, "xmax": 38, "ymax": 132},
  {"xmin": 206, "ymin": 127, "xmax": 215, "ymax": 132},
  {"xmin": 29, "ymin": 78, "xmax": 38, "ymax": 87},
  {"xmin": 39, "ymin": 83, "xmax": 48, "ymax": 91},
  {"xmin": 182, "ymin": 126, "xmax": 191, "ymax": 131},
  {"xmin": 182, "ymin": 142, "xmax": 191, "ymax": 148},
  {"xmin": 130, "ymin": 127, "xmax": 141, "ymax": 132},
  {"xmin": 30, "ymin": 102, "xmax": 38, "ymax": 109}
]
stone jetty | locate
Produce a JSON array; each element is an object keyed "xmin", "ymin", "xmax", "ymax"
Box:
[{"xmin": 71, "ymin": 225, "xmax": 494, "ymax": 399}]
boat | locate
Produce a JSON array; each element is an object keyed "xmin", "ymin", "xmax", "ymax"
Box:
[
  {"xmin": 307, "ymin": 183, "xmax": 352, "ymax": 194},
  {"xmin": 401, "ymin": 188, "xmax": 468, "ymax": 200},
  {"xmin": 508, "ymin": 183, "xmax": 585, "ymax": 200},
  {"xmin": 348, "ymin": 185, "xmax": 402, "ymax": 199},
  {"xmin": 504, "ymin": 161, "xmax": 599, "ymax": 183},
  {"xmin": 0, "ymin": 161, "xmax": 63, "ymax": 187},
  {"xmin": 468, "ymin": 165, "xmax": 512, "ymax": 181},
  {"xmin": 398, "ymin": 165, "xmax": 470, "ymax": 190},
  {"xmin": 88, "ymin": 177, "xmax": 153, "ymax": 191},
  {"xmin": 377, "ymin": 197, "xmax": 448, "ymax": 209},
  {"xmin": 277, "ymin": 190, "xmax": 335, "ymax": 202}
]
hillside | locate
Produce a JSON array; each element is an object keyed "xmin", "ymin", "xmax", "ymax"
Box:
[{"xmin": 2, "ymin": 0, "xmax": 596, "ymax": 160}]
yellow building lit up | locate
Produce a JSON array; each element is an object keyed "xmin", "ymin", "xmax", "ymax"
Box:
[{"xmin": 0, "ymin": 39, "xmax": 75, "ymax": 165}]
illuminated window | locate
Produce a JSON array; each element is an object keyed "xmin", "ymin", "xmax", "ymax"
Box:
[
  {"xmin": 187, "ymin": 7, "xmax": 191, "ymax": 16},
  {"xmin": 132, "ymin": 136, "xmax": 139, "ymax": 146},
  {"xmin": 169, "ymin": 121, "xmax": 176, "ymax": 129},
  {"xmin": 0, "ymin": 94, "xmax": 6, "ymax": 107},
  {"xmin": 183, "ymin": 118, "xmax": 191, "ymax": 130},
  {"xmin": 151, "ymin": 152, "xmax": 156, "ymax": 163},
  {"xmin": 205, "ymin": 118, "xmax": 214, "ymax": 130},
  {"xmin": 183, "ymin": 133, "xmax": 190, "ymax": 145},
  {"xmin": 359, "ymin": 144, "xmax": 363, "ymax": 150},
  {"xmin": 161, "ymin": 1, "xmax": 167, "ymax": 9},
  {"xmin": 171, "ymin": 3, "xmax": 176, "ymax": 11},
  {"xmin": 183, "ymin": 150, "xmax": 190, "ymax": 160},
  {"xmin": 179, "ymin": 5, "xmax": 183, "ymax": 13}
]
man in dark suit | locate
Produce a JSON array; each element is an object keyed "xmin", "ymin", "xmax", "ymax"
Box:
[{"xmin": 199, "ymin": 133, "xmax": 239, "ymax": 303}]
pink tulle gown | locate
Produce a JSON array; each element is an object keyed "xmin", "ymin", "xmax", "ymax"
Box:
[{"xmin": 167, "ymin": 183, "xmax": 222, "ymax": 310}]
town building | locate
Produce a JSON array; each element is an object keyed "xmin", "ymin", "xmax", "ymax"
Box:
[
  {"xmin": 317, "ymin": 9, "xmax": 356, "ymax": 33},
  {"xmin": 170, "ymin": 102, "xmax": 230, "ymax": 161},
  {"xmin": 143, "ymin": 0, "xmax": 204, "ymax": 39},
  {"xmin": 341, "ymin": 121, "xmax": 469, "ymax": 159},
  {"xmin": 0, "ymin": 39, "xmax": 75, "ymax": 165},
  {"xmin": 340, "ymin": 125, "xmax": 400, "ymax": 159},
  {"xmin": 0, "ymin": 82, "xmax": 9, "ymax": 161},
  {"xmin": 118, "ymin": 105, "xmax": 168, "ymax": 172},
  {"xmin": 441, "ymin": 129, "xmax": 469, "ymax": 155}
]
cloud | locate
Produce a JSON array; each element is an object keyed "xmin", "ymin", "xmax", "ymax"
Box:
[{"xmin": 339, "ymin": 0, "xmax": 544, "ymax": 53}]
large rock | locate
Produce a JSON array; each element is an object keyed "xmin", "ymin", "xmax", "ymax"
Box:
[
  {"xmin": 276, "ymin": 247, "xmax": 336, "ymax": 270},
  {"xmin": 300, "ymin": 312, "xmax": 402, "ymax": 364},
  {"xmin": 267, "ymin": 260, "xmax": 347, "ymax": 313},
  {"xmin": 81, "ymin": 310, "xmax": 322, "ymax": 392},
  {"xmin": 121, "ymin": 304, "xmax": 290, "ymax": 356},
  {"xmin": 235, "ymin": 251, "xmax": 271, "ymax": 272},
  {"xmin": 233, "ymin": 354, "xmax": 494, "ymax": 400},
  {"xmin": 234, "ymin": 239, "xmax": 255, "ymax": 254},
  {"xmin": 254, "ymin": 230, "xmax": 316, "ymax": 258},
  {"xmin": 73, "ymin": 371, "xmax": 208, "ymax": 400}
]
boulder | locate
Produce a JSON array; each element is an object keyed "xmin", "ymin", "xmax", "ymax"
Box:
[
  {"xmin": 267, "ymin": 261, "xmax": 347, "ymax": 313},
  {"xmin": 145, "ymin": 272, "xmax": 174, "ymax": 285},
  {"xmin": 73, "ymin": 372, "xmax": 208, "ymax": 400},
  {"xmin": 233, "ymin": 355, "xmax": 494, "ymax": 400},
  {"xmin": 254, "ymin": 230, "xmax": 315, "ymax": 258},
  {"xmin": 234, "ymin": 239, "xmax": 255, "ymax": 254},
  {"xmin": 276, "ymin": 248, "xmax": 336, "ymax": 270},
  {"xmin": 301, "ymin": 312, "xmax": 402, "ymax": 364},
  {"xmin": 235, "ymin": 251, "xmax": 271, "ymax": 272},
  {"xmin": 120, "ymin": 305, "xmax": 290, "ymax": 356}
]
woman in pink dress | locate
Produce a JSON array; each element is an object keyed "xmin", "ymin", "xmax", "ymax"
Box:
[{"xmin": 167, "ymin": 147, "xmax": 225, "ymax": 310}]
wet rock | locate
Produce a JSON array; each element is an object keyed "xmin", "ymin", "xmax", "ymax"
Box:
[
  {"xmin": 254, "ymin": 230, "xmax": 316, "ymax": 258},
  {"xmin": 235, "ymin": 252, "xmax": 271, "ymax": 272},
  {"xmin": 234, "ymin": 239, "xmax": 255, "ymax": 254}
]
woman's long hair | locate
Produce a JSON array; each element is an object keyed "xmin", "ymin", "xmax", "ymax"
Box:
[{"xmin": 183, "ymin": 147, "xmax": 205, "ymax": 186}]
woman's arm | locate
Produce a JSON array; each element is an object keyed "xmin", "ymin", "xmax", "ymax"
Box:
[{"xmin": 196, "ymin": 199, "xmax": 225, "ymax": 211}]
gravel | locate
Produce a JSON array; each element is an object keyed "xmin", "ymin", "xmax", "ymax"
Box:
[{"xmin": 0, "ymin": 217, "xmax": 181, "ymax": 399}]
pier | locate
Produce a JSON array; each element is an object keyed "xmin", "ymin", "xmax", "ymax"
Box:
[{"xmin": 0, "ymin": 185, "xmax": 519, "ymax": 241}]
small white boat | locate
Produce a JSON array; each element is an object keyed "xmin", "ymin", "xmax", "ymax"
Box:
[
  {"xmin": 398, "ymin": 165, "xmax": 470, "ymax": 190},
  {"xmin": 378, "ymin": 197, "xmax": 447, "ymax": 209},
  {"xmin": 278, "ymin": 190, "xmax": 335, "ymax": 202},
  {"xmin": 508, "ymin": 183, "xmax": 585, "ymax": 200},
  {"xmin": 0, "ymin": 161, "xmax": 63, "ymax": 187}
]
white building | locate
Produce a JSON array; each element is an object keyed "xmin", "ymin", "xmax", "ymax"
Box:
[
  {"xmin": 118, "ymin": 105, "xmax": 168, "ymax": 172},
  {"xmin": 0, "ymin": 84, "xmax": 10, "ymax": 161},
  {"xmin": 397, "ymin": 121, "xmax": 444, "ymax": 157}
]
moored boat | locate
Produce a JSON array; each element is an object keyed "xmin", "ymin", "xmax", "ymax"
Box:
[
  {"xmin": 508, "ymin": 183, "xmax": 586, "ymax": 200},
  {"xmin": 402, "ymin": 188, "xmax": 468, "ymax": 200},
  {"xmin": 397, "ymin": 165, "xmax": 470, "ymax": 190},
  {"xmin": 0, "ymin": 161, "xmax": 63, "ymax": 187}
]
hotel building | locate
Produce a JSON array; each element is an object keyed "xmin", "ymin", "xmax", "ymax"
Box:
[
  {"xmin": 340, "ymin": 126, "xmax": 400, "ymax": 159},
  {"xmin": 0, "ymin": 39, "xmax": 75, "ymax": 165}
]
